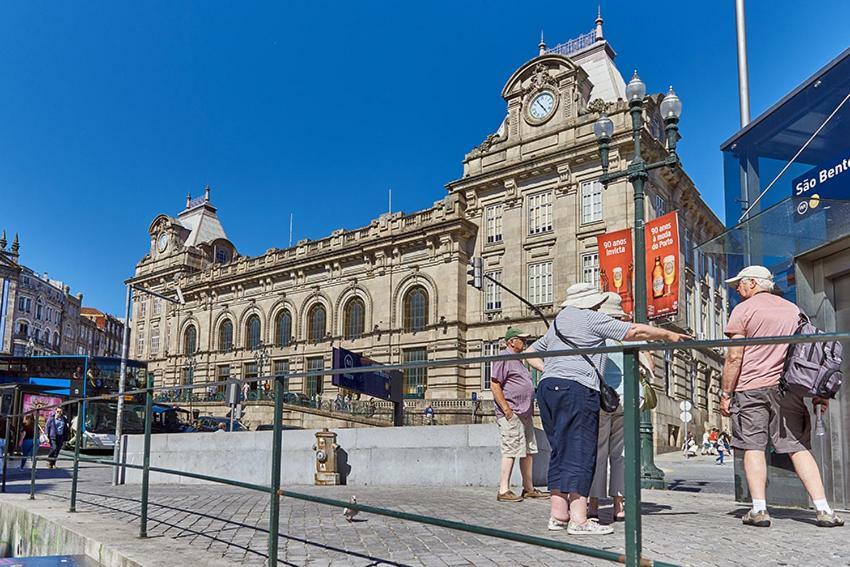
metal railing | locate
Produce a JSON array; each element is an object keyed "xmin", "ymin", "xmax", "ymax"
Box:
[{"xmin": 2, "ymin": 331, "xmax": 849, "ymax": 567}]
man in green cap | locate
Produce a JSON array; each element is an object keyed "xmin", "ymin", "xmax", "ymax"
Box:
[{"xmin": 491, "ymin": 327, "xmax": 548, "ymax": 502}]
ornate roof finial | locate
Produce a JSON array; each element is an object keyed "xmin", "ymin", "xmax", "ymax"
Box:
[
  {"xmin": 538, "ymin": 30, "xmax": 546, "ymax": 56},
  {"xmin": 204, "ymin": 184, "xmax": 211, "ymax": 202},
  {"xmin": 11, "ymin": 232, "xmax": 19, "ymax": 254},
  {"xmin": 186, "ymin": 192, "xmax": 191, "ymax": 208},
  {"xmin": 595, "ymin": 5, "xmax": 604, "ymax": 41},
  {"xmin": 0, "ymin": 230, "xmax": 6, "ymax": 250}
]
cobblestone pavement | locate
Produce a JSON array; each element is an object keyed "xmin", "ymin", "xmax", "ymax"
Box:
[{"xmin": 2, "ymin": 458, "xmax": 848, "ymax": 567}]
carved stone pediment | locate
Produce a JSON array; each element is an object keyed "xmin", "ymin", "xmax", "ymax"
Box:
[{"xmin": 527, "ymin": 63, "xmax": 557, "ymax": 93}]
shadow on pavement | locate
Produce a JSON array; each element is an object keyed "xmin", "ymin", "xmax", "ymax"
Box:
[{"xmin": 45, "ymin": 489, "xmax": 409, "ymax": 567}]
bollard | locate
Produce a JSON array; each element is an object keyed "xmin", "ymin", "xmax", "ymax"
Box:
[
  {"xmin": 140, "ymin": 373, "xmax": 154, "ymax": 538},
  {"xmin": 267, "ymin": 374, "xmax": 284, "ymax": 565},
  {"xmin": 1, "ymin": 415, "xmax": 10, "ymax": 493},
  {"xmin": 70, "ymin": 400, "xmax": 82, "ymax": 512},
  {"xmin": 622, "ymin": 347, "xmax": 643, "ymax": 567}
]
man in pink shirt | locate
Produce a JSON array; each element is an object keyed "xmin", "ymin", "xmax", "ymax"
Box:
[{"xmin": 721, "ymin": 265, "xmax": 842, "ymax": 528}]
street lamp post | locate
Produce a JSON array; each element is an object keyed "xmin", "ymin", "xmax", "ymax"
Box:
[
  {"xmin": 254, "ymin": 342, "xmax": 270, "ymax": 399},
  {"xmin": 594, "ymin": 71, "xmax": 682, "ymax": 489}
]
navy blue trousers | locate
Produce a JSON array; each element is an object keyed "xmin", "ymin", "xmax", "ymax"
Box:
[{"xmin": 537, "ymin": 378, "xmax": 601, "ymax": 496}]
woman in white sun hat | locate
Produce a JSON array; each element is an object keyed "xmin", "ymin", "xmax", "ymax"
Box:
[
  {"xmin": 525, "ymin": 283, "xmax": 686, "ymax": 536},
  {"xmin": 588, "ymin": 291, "xmax": 654, "ymax": 522}
]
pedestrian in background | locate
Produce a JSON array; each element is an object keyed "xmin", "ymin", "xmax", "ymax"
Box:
[
  {"xmin": 525, "ymin": 283, "xmax": 686, "ymax": 536},
  {"xmin": 491, "ymin": 328, "xmax": 547, "ymax": 503},
  {"xmin": 721, "ymin": 265, "xmax": 842, "ymax": 528},
  {"xmin": 45, "ymin": 407, "xmax": 70, "ymax": 469},
  {"xmin": 18, "ymin": 414, "xmax": 36, "ymax": 469}
]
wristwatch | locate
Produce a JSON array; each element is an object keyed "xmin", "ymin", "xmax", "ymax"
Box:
[{"xmin": 720, "ymin": 390, "xmax": 733, "ymax": 400}]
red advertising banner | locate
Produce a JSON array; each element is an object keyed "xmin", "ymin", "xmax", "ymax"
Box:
[
  {"xmin": 645, "ymin": 211, "xmax": 680, "ymax": 320},
  {"xmin": 597, "ymin": 228, "xmax": 634, "ymax": 320},
  {"xmin": 22, "ymin": 393, "xmax": 64, "ymax": 448}
]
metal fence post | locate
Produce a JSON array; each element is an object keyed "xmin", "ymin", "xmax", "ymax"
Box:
[
  {"xmin": 70, "ymin": 400, "xmax": 83, "ymax": 513},
  {"xmin": 267, "ymin": 374, "xmax": 284, "ymax": 565},
  {"xmin": 29, "ymin": 446, "xmax": 37, "ymax": 500},
  {"xmin": 623, "ymin": 347, "xmax": 643, "ymax": 567},
  {"xmin": 1, "ymin": 416, "xmax": 10, "ymax": 493},
  {"xmin": 140, "ymin": 372, "xmax": 154, "ymax": 538}
]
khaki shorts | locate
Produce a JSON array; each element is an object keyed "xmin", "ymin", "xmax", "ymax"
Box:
[
  {"xmin": 496, "ymin": 414, "xmax": 538, "ymax": 458},
  {"xmin": 731, "ymin": 386, "xmax": 811, "ymax": 454}
]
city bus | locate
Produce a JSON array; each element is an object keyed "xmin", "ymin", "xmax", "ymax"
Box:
[{"xmin": 0, "ymin": 355, "xmax": 147, "ymax": 451}]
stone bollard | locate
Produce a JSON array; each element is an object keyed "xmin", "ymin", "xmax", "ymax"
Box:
[{"xmin": 312, "ymin": 428, "xmax": 340, "ymax": 485}]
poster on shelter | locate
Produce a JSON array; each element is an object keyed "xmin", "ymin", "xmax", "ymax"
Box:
[
  {"xmin": 645, "ymin": 211, "xmax": 680, "ymax": 320},
  {"xmin": 22, "ymin": 394, "xmax": 64, "ymax": 448},
  {"xmin": 596, "ymin": 228, "xmax": 634, "ymax": 320}
]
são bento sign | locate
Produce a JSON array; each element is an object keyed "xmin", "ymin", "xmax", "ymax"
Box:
[{"xmin": 793, "ymin": 155, "xmax": 850, "ymax": 219}]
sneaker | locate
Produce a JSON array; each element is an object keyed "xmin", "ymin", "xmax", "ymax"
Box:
[
  {"xmin": 816, "ymin": 511, "xmax": 844, "ymax": 528},
  {"xmin": 742, "ymin": 509, "xmax": 771, "ymax": 527},
  {"xmin": 548, "ymin": 517, "xmax": 569, "ymax": 531},
  {"xmin": 567, "ymin": 520, "xmax": 614, "ymax": 535},
  {"xmin": 521, "ymin": 488, "xmax": 550, "ymax": 499},
  {"xmin": 496, "ymin": 490, "xmax": 523, "ymax": 502}
]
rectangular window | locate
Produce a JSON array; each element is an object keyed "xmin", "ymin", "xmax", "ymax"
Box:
[
  {"xmin": 481, "ymin": 341, "xmax": 501, "ymax": 390},
  {"xmin": 528, "ymin": 262, "xmax": 553, "ymax": 305},
  {"xmin": 137, "ymin": 296, "xmax": 147, "ymax": 318},
  {"xmin": 402, "ymin": 347, "xmax": 428, "ymax": 398},
  {"xmin": 581, "ymin": 252, "xmax": 600, "ymax": 288},
  {"xmin": 306, "ymin": 357, "xmax": 324, "ymax": 398},
  {"xmin": 153, "ymin": 297, "xmax": 161, "ymax": 316},
  {"xmin": 136, "ymin": 328, "xmax": 145, "ymax": 357},
  {"xmin": 149, "ymin": 325, "xmax": 160, "ymax": 355},
  {"xmin": 699, "ymin": 298, "xmax": 709, "ymax": 339},
  {"xmin": 36, "ymin": 304, "xmax": 43, "ymax": 320},
  {"xmin": 18, "ymin": 297, "xmax": 24, "ymax": 311},
  {"xmin": 274, "ymin": 359, "xmax": 290, "ymax": 391},
  {"xmin": 581, "ymin": 181, "xmax": 603, "ymax": 224},
  {"xmin": 243, "ymin": 362, "xmax": 258, "ymax": 393},
  {"xmin": 685, "ymin": 287, "xmax": 695, "ymax": 331},
  {"xmin": 653, "ymin": 194, "xmax": 667, "ymax": 217},
  {"xmin": 216, "ymin": 365, "xmax": 230, "ymax": 397},
  {"xmin": 485, "ymin": 270, "xmax": 502, "ymax": 311},
  {"xmin": 485, "ymin": 204, "xmax": 503, "ymax": 244},
  {"xmin": 527, "ymin": 191, "xmax": 553, "ymax": 235}
]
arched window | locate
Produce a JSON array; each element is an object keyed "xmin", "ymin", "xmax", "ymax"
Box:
[
  {"xmin": 307, "ymin": 304, "xmax": 326, "ymax": 343},
  {"xmin": 275, "ymin": 310, "xmax": 292, "ymax": 347},
  {"xmin": 403, "ymin": 286, "xmax": 429, "ymax": 332},
  {"xmin": 343, "ymin": 298, "xmax": 365, "ymax": 340},
  {"xmin": 53, "ymin": 332, "xmax": 60, "ymax": 348},
  {"xmin": 245, "ymin": 314, "xmax": 262, "ymax": 350},
  {"xmin": 218, "ymin": 319, "xmax": 233, "ymax": 352},
  {"xmin": 183, "ymin": 325, "xmax": 197, "ymax": 354}
]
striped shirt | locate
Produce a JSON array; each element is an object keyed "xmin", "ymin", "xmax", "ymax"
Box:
[{"xmin": 530, "ymin": 306, "xmax": 630, "ymax": 391}]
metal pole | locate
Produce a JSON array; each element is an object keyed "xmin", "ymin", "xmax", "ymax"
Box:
[
  {"xmin": 113, "ymin": 284, "xmax": 132, "ymax": 485},
  {"xmin": 267, "ymin": 373, "xmax": 285, "ymax": 565},
  {"xmin": 140, "ymin": 372, "xmax": 153, "ymax": 538},
  {"xmin": 29, "ymin": 442, "xmax": 37, "ymax": 500},
  {"xmin": 1, "ymin": 410, "xmax": 10, "ymax": 493},
  {"xmin": 70, "ymin": 400, "xmax": 82, "ymax": 512},
  {"xmin": 629, "ymin": 103, "xmax": 666, "ymax": 490},
  {"xmin": 622, "ymin": 348, "xmax": 643, "ymax": 567},
  {"xmin": 734, "ymin": 0, "xmax": 751, "ymax": 127}
]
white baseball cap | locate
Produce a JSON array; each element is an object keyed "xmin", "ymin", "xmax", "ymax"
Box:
[{"xmin": 725, "ymin": 265, "xmax": 773, "ymax": 286}]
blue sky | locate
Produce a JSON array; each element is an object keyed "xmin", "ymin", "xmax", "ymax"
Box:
[{"xmin": 1, "ymin": 1, "xmax": 848, "ymax": 315}]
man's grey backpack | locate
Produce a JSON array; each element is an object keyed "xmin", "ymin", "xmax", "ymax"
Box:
[{"xmin": 781, "ymin": 312, "xmax": 844, "ymax": 399}]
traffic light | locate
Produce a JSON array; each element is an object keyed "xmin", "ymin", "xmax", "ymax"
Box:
[{"xmin": 467, "ymin": 257, "xmax": 483, "ymax": 290}]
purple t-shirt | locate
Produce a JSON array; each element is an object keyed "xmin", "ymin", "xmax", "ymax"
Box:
[{"xmin": 491, "ymin": 348, "xmax": 535, "ymax": 418}]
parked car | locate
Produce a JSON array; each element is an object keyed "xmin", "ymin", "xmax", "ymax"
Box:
[{"xmin": 194, "ymin": 416, "xmax": 246, "ymax": 432}]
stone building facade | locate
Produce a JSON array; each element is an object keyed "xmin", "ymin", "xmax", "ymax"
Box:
[
  {"xmin": 80, "ymin": 308, "xmax": 125, "ymax": 357},
  {"xmin": 129, "ymin": 18, "xmax": 728, "ymax": 450}
]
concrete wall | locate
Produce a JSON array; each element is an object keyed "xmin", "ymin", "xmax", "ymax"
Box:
[{"xmin": 121, "ymin": 424, "xmax": 551, "ymax": 488}]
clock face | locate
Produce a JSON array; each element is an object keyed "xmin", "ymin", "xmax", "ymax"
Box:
[
  {"xmin": 157, "ymin": 233, "xmax": 169, "ymax": 252},
  {"xmin": 529, "ymin": 91, "xmax": 555, "ymax": 120}
]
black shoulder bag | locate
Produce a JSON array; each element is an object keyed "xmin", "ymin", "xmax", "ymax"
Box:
[{"xmin": 552, "ymin": 318, "xmax": 620, "ymax": 413}]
